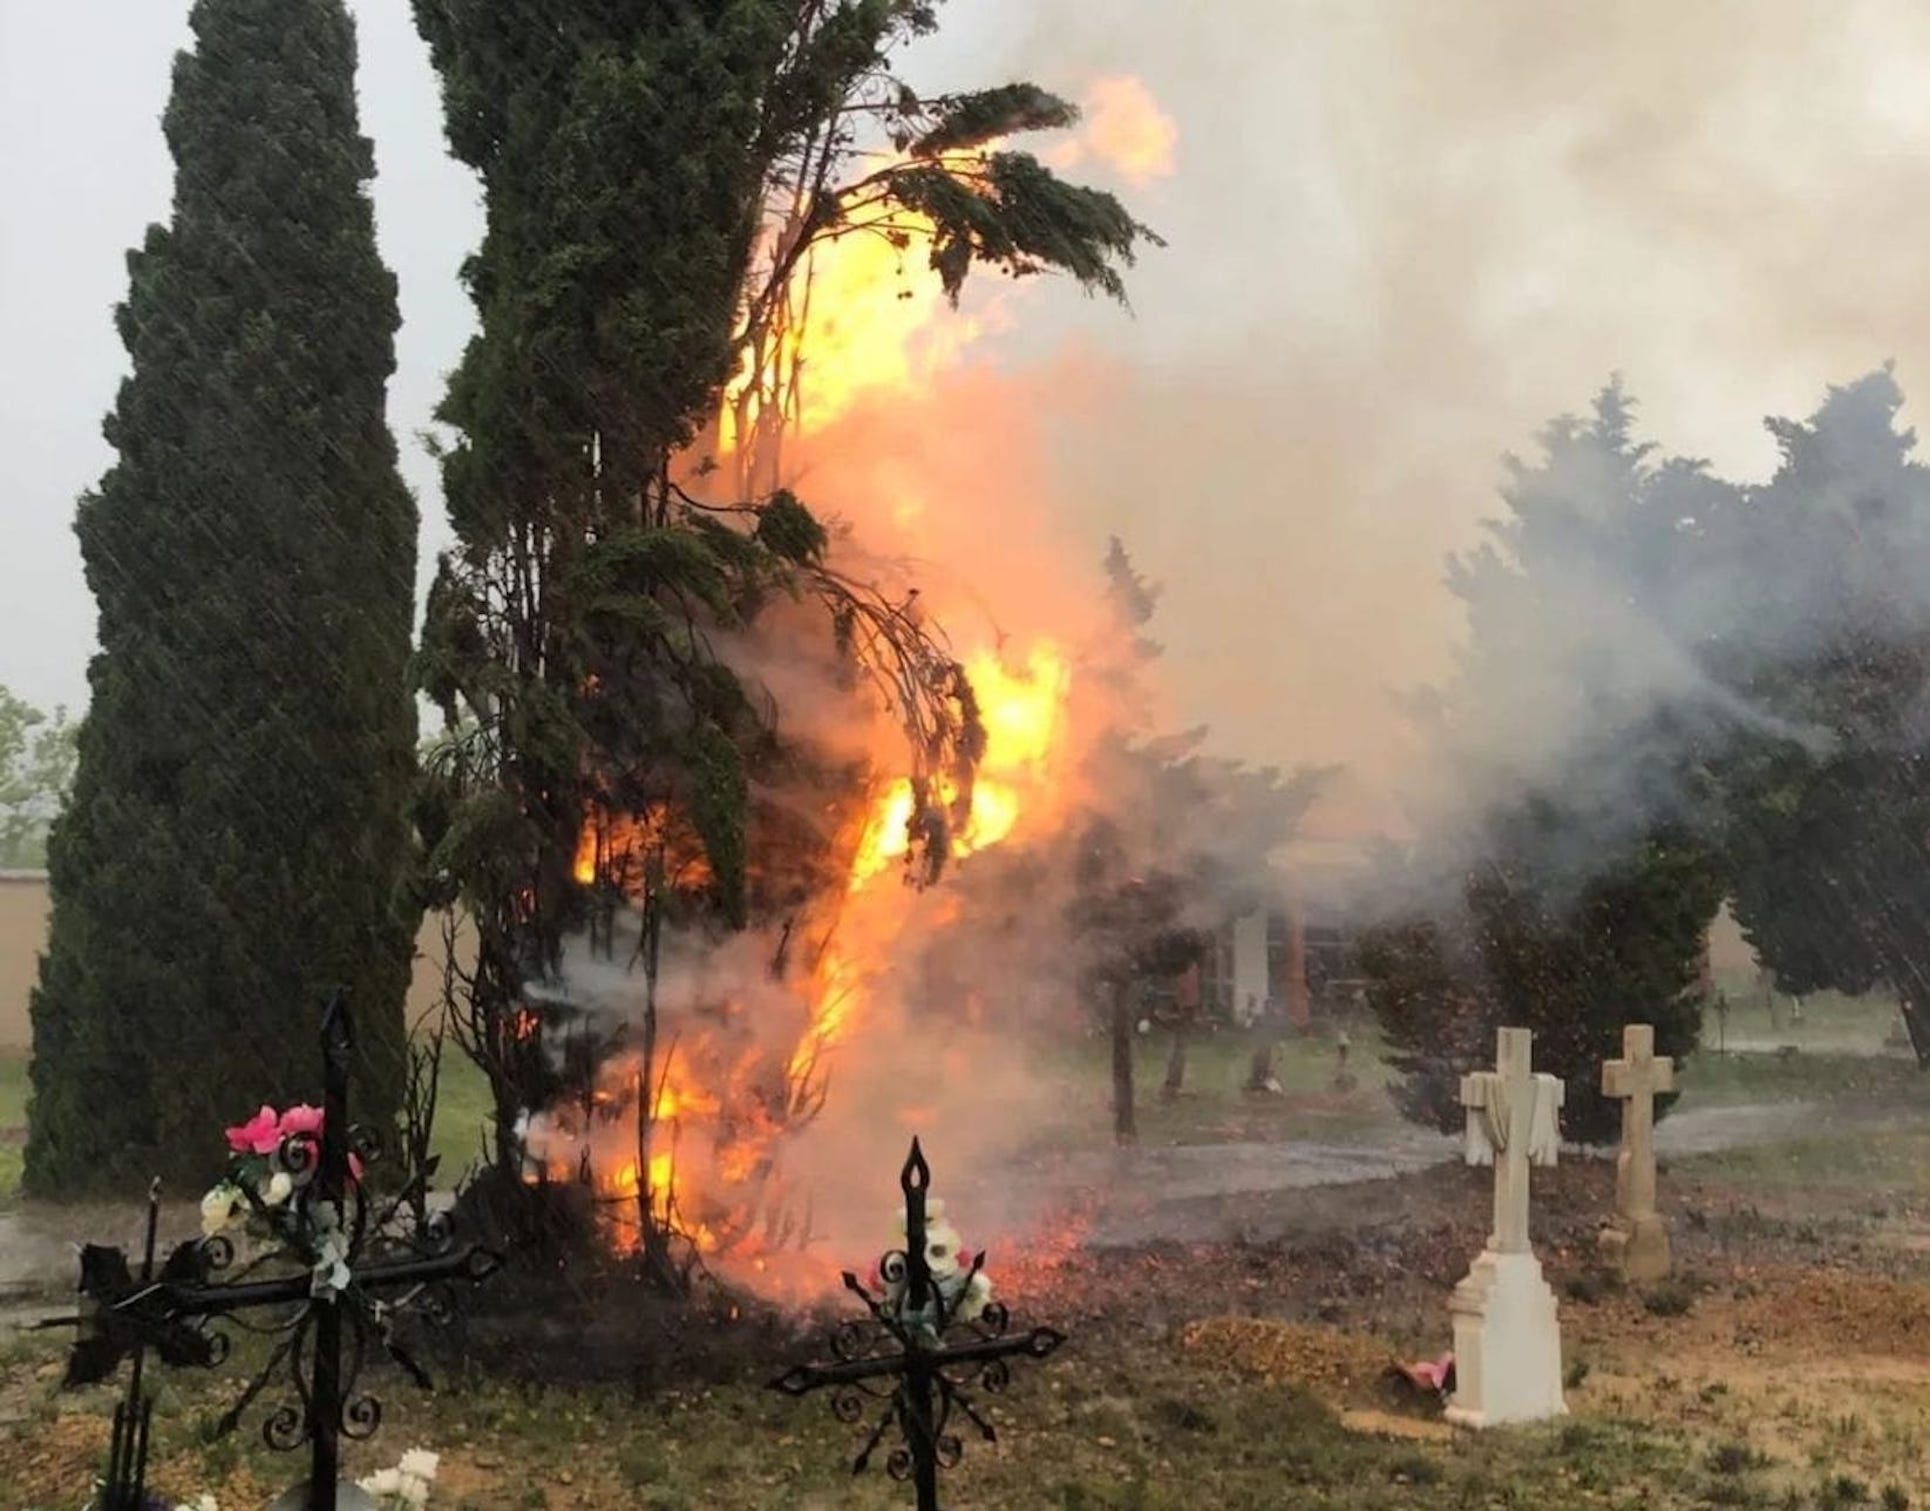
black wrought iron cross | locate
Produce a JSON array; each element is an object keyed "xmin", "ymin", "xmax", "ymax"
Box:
[
  {"xmin": 41, "ymin": 992, "xmax": 499, "ymax": 1511},
  {"xmin": 771, "ymin": 1138, "xmax": 1065, "ymax": 1511}
]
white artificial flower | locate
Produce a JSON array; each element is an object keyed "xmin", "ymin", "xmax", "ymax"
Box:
[
  {"xmin": 399, "ymin": 1475, "xmax": 430, "ymax": 1508},
  {"xmin": 956, "ymin": 1270, "xmax": 994, "ymax": 1325},
  {"xmin": 924, "ymin": 1218, "xmax": 965, "ymax": 1281},
  {"xmin": 398, "ymin": 1449, "xmax": 440, "ymax": 1482},
  {"xmin": 187, "ymin": 1495, "xmax": 220, "ymax": 1511},
  {"xmin": 263, "ymin": 1170, "xmax": 295, "ymax": 1207},
  {"xmin": 199, "ymin": 1183, "xmax": 243, "ymax": 1238},
  {"xmin": 359, "ymin": 1467, "xmax": 403, "ymax": 1497},
  {"xmin": 311, "ymin": 1228, "xmax": 352, "ymax": 1299}
]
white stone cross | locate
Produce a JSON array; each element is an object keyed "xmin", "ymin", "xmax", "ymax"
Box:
[
  {"xmin": 1599, "ymin": 1022, "xmax": 1675, "ymax": 1280},
  {"xmin": 1447, "ymin": 1025, "xmax": 1568, "ymax": 1429},
  {"xmin": 1459, "ymin": 1025, "xmax": 1563, "ymax": 1254}
]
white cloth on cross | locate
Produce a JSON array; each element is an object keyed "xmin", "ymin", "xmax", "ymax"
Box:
[{"xmin": 1463, "ymin": 1072, "xmax": 1563, "ymax": 1168}]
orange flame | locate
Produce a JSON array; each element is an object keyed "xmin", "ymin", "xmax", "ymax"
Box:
[
  {"xmin": 534, "ymin": 81, "xmax": 1188, "ymax": 1292},
  {"xmin": 1060, "ymin": 76, "xmax": 1179, "ymax": 186}
]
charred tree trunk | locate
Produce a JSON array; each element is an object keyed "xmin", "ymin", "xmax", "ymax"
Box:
[
  {"xmin": 1284, "ymin": 886, "xmax": 1311, "ymax": 1032},
  {"xmin": 636, "ymin": 845, "xmax": 682, "ymax": 1291},
  {"xmin": 1163, "ymin": 961, "xmax": 1200, "ymax": 1102},
  {"xmin": 1902, "ymin": 999, "xmax": 1930, "ymax": 1068},
  {"xmin": 1160, "ymin": 1016, "xmax": 1188, "ymax": 1103},
  {"xmin": 1110, "ymin": 979, "xmax": 1136, "ymax": 1145},
  {"xmin": 1892, "ymin": 956, "xmax": 1930, "ymax": 1068},
  {"xmin": 1245, "ymin": 1014, "xmax": 1279, "ymax": 1094}
]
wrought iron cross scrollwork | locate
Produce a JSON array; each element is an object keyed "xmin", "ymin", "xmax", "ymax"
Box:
[
  {"xmin": 771, "ymin": 1138, "xmax": 1065, "ymax": 1511},
  {"xmin": 41, "ymin": 991, "xmax": 500, "ymax": 1511}
]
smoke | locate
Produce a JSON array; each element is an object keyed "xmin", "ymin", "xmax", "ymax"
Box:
[
  {"xmin": 520, "ymin": 3, "xmax": 1930, "ymax": 1281},
  {"xmin": 882, "ymin": 0, "xmax": 1930, "ymax": 860}
]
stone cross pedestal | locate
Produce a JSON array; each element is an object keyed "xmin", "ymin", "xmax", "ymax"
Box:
[
  {"xmin": 1599, "ymin": 1023, "xmax": 1675, "ymax": 1282},
  {"xmin": 1445, "ymin": 1026, "xmax": 1568, "ymax": 1429}
]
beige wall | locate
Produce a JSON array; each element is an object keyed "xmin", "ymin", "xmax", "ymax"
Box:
[
  {"xmin": 0, "ymin": 873, "xmax": 49, "ymax": 1049},
  {"xmin": 0, "ymin": 870, "xmax": 464, "ymax": 1054}
]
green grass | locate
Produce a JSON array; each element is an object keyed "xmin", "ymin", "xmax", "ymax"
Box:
[
  {"xmin": 1679, "ymin": 1122, "xmax": 1930, "ymax": 1198},
  {"xmin": 0, "ymin": 1043, "xmax": 485, "ymax": 1207},
  {"xmin": 1677, "ymin": 1048, "xmax": 1921, "ymax": 1109},
  {"xmin": 0, "ymin": 996, "xmax": 1910, "ymax": 1213},
  {"xmin": 1703, "ymin": 984, "xmax": 1908, "ymax": 1056},
  {"xmin": 426, "ymin": 1048, "xmax": 495, "ymax": 1187},
  {"xmin": 0, "ymin": 1320, "xmax": 1765, "ymax": 1511},
  {"xmin": 1011, "ymin": 1024, "xmax": 1406, "ymax": 1152}
]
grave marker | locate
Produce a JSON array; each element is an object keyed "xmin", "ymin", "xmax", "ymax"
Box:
[
  {"xmin": 1445, "ymin": 1026, "xmax": 1568, "ymax": 1428},
  {"xmin": 1599, "ymin": 1022, "xmax": 1675, "ymax": 1282}
]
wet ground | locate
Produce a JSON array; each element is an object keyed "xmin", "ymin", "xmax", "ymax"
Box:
[
  {"xmin": 1048, "ymin": 1097, "xmax": 1907, "ymax": 1246},
  {"xmin": 2, "ymin": 1095, "xmax": 1909, "ymax": 1327},
  {"xmin": 7, "ymin": 1100, "xmax": 1930, "ymax": 1506}
]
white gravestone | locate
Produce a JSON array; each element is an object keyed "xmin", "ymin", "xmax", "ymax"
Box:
[
  {"xmin": 1599, "ymin": 1022, "xmax": 1675, "ymax": 1282},
  {"xmin": 1445, "ymin": 1025, "xmax": 1569, "ymax": 1429}
]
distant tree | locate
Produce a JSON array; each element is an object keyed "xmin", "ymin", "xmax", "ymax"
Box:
[
  {"xmin": 1718, "ymin": 371, "xmax": 1930, "ymax": 1063},
  {"xmin": 27, "ymin": 0, "xmax": 419, "ymax": 1193},
  {"xmin": 0, "ymin": 688, "xmax": 77, "ymax": 869},
  {"xmin": 1367, "ymin": 815, "xmax": 1721, "ymax": 1142},
  {"xmin": 1361, "ymin": 385, "xmax": 1727, "ymax": 1143},
  {"xmin": 1060, "ymin": 540, "xmax": 1325, "ymax": 1140}
]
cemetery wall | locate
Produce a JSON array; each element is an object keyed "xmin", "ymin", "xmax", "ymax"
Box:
[
  {"xmin": 0, "ymin": 871, "xmax": 48, "ymax": 1049},
  {"xmin": 0, "ymin": 870, "xmax": 468, "ymax": 1052}
]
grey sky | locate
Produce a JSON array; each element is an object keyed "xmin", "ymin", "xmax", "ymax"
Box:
[
  {"xmin": 10, "ymin": 2, "xmax": 1930, "ymax": 836},
  {"xmin": 0, "ymin": 0, "xmax": 477, "ymax": 719}
]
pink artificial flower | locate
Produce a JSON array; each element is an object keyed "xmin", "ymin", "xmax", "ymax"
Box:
[
  {"xmin": 278, "ymin": 1105, "xmax": 324, "ymax": 1139},
  {"xmin": 276, "ymin": 1105, "xmax": 365, "ymax": 1183},
  {"xmin": 225, "ymin": 1105, "xmax": 281, "ymax": 1156},
  {"xmin": 1396, "ymin": 1353, "xmax": 1455, "ymax": 1393}
]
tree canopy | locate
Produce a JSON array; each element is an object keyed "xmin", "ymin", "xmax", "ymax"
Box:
[
  {"xmin": 0, "ymin": 688, "xmax": 76, "ymax": 870},
  {"xmin": 1367, "ymin": 369, "xmax": 1930, "ymax": 1139},
  {"xmin": 1717, "ymin": 370, "xmax": 1930, "ymax": 1060},
  {"xmin": 1363, "ymin": 386, "xmax": 1729, "ymax": 1143}
]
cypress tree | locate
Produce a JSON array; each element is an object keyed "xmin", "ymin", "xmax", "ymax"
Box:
[
  {"xmin": 1360, "ymin": 387, "xmax": 1727, "ymax": 1143},
  {"xmin": 27, "ymin": 0, "xmax": 418, "ymax": 1194},
  {"xmin": 1720, "ymin": 371, "xmax": 1930, "ymax": 1063}
]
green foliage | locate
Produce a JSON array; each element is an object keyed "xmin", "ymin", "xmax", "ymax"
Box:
[
  {"xmin": 1718, "ymin": 371, "xmax": 1930, "ymax": 1061},
  {"xmin": 1362, "ymin": 386, "xmax": 1725, "ymax": 1143},
  {"xmin": 684, "ymin": 721, "xmax": 749, "ymax": 927},
  {"xmin": 877, "ymin": 151, "xmax": 1152, "ymax": 303},
  {"xmin": 1390, "ymin": 820, "xmax": 1721, "ymax": 1143},
  {"xmin": 754, "ymin": 489, "xmax": 828, "ymax": 565},
  {"xmin": 27, "ymin": 0, "xmax": 418, "ymax": 1193},
  {"xmin": 0, "ymin": 688, "xmax": 76, "ymax": 869},
  {"xmin": 910, "ymin": 83, "xmax": 1080, "ymax": 157}
]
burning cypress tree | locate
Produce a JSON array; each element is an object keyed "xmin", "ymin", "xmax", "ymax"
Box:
[
  {"xmin": 409, "ymin": 1, "xmax": 1154, "ymax": 1264},
  {"xmin": 27, "ymin": 0, "xmax": 418, "ymax": 1193}
]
